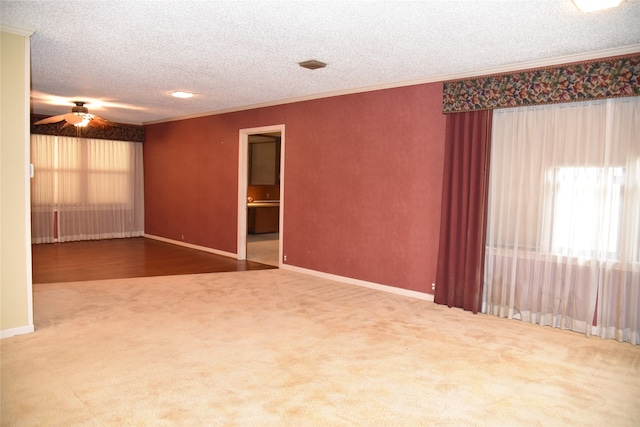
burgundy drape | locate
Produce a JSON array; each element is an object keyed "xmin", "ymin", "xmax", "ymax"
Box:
[{"xmin": 435, "ymin": 110, "xmax": 492, "ymax": 313}]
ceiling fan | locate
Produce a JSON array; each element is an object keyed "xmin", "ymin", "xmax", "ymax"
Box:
[{"xmin": 34, "ymin": 101, "xmax": 116, "ymax": 129}]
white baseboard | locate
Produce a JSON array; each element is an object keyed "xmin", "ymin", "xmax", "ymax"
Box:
[
  {"xmin": 280, "ymin": 264, "xmax": 434, "ymax": 302},
  {"xmin": 144, "ymin": 234, "xmax": 237, "ymax": 259},
  {"xmin": 145, "ymin": 234, "xmax": 433, "ymax": 302},
  {"xmin": 1, "ymin": 324, "xmax": 34, "ymax": 339}
]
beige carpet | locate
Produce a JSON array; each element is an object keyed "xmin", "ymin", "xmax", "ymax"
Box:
[{"xmin": 2, "ymin": 269, "xmax": 639, "ymax": 426}]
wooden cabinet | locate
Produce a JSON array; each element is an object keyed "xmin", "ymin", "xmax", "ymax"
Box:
[
  {"xmin": 249, "ymin": 140, "xmax": 281, "ymax": 185},
  {"xmin": 248, "ymin": 206, "xmax": 279, "ymax": 234}
]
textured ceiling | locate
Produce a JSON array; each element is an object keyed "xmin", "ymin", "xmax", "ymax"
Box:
[{"xmin": 2, "ymin": 0, "xmax": 640, "ymax": 125}]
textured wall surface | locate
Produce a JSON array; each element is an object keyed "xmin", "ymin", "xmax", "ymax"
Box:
[{"xmin": 144, "ymin": 82, "xmax": 446, "ymax": 293}]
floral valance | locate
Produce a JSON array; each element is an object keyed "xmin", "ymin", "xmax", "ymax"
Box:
[
  {"xmin": 30, "ymin": 114, "xmax": 145, "ymax": 142},
  {"xmin": 442, "ymin": 54, "xmax": 640, "ymax": 113}
]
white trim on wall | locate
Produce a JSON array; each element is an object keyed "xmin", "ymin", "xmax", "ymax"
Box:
[
  {"xmin": 1, "ymin": 325, "xmax": 35, "ymax": 339},
  {"xmin": 150, "ymin": 234, "xmax": 434, "ymax": 303},
  {"xmin": 238, "ymin": 125, "xmax": 285, "ymax": 266},
  {"xmin": 0, "ymin": 24, "xmax": 35, "ymax": 37},
  {"xmin": 145, "ymin": 44, "xmax": 640, "ymax": 125},
  {"xmin": 146, "ymin": 233, "xmax": 435, "ymax": 304},
  {"xmin": 23, "ymin": 28, "xmax": 34, "ymax": 332},
  {"xmin": 280, "ymin": 264, "xmax": 435, "ymax": 303},
  {"xmin": 145, "ymin": 234, "xmax": 237, "ymax": 259}
]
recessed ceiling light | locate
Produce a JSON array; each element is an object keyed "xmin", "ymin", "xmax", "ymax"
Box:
[
  {"xmin": 172, "ymin": 91, "xmax": 194, "ymax": 98},
  {"xmin": 572, "ymin": 0, "xmax": 621, "ymax": 12},
  {"xmin": 299, "ymin": 60, "xmax": 327, "ymax": 70}
]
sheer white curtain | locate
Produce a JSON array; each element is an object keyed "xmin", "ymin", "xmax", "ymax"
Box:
[
  {"xmin": 31, "ymin": 135, "xmax": 145, "ymax": 243},
  {"xmin": 484, "ymin": 97, "xmax": 640, "ymax": 345}
]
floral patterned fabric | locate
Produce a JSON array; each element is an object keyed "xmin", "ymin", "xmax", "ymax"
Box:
[
  {"xmin": 31, "ymin": 114, "xmax": 145, "ymax": 142},
  {"xmin": 443, "ymin": 55, "xmax": 640, "ymax": 113}
]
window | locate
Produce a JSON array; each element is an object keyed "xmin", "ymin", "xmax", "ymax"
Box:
[
  {"xmin": 549, "ymin": 166, "xmax": 624, "ymax": 258},
  {"xmin": 32, "ymin": 137, "xmax": 133, "ymax": 207},
  {"xmin": 87, "ymin": 140, "xmax": 133, "ymax": 205},
  {"xmin": 485, "ymin": 97, "xmax": 640, "ymax": 344},
  {"xmin": 30, "ymin": 135, "xmax": 144, "ymax": 243}
]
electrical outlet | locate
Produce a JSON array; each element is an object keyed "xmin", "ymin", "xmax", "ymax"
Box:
[
  {"xmin": 283, "ymin": 255, "xmax": 287, "ymax": 262},
  {"xmin": 431, "ymin": 283, "xmax": 436, "ymax": 290},
  {"xmin": 181, "ymin": 235, "xmax": 184, "ymax": 240}
]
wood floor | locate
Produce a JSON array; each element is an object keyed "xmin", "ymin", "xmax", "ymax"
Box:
[{"xmin": 31, "ymin": 237, "xmax": 276, "ymax": 284}]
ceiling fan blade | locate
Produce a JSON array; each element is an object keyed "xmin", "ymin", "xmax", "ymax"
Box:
[
  {"xmin": 88, "ymin": 116, "xmax": 117, "ymax": 129},
  {"xmin": 33, "ymin": 114, "xmax": 67, "ymax": 125},
  {"xmin": 63, "ymin": 113, "xmax": 84, "ymax": 125},
  {"xmin": 34, "ymin": 106, "xmax": 117, "ymax": 130}
]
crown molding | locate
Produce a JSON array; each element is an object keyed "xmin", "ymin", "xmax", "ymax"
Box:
[
  {"xmin": 144, "ymin": 44, "xmax": 640, "ymax": 126},
  {"xmin": 1, "ymin": 24, "xmax": 35, "ymax": 37},
  {"xmin": 433, "ymin": 44, "xmax": 640, "ymax": 82}
]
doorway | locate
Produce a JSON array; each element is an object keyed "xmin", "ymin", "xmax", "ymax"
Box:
[{"xmin": 238, "ymin": 125, "xmax": 285, "ymax": 267}]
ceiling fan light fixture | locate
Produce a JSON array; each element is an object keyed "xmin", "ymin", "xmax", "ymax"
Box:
[
  {"xmin": 172, "ymin": 91, "xmax": 194, "ymax": 98},
  {"xmin": 572, "ymin": 0, "xmax": 621, "ymax": 12},
  {"xmin": 71, "ymin": 101, "xmax": 89, "ymax": 116},
  {"xmin": 74, "ymin": 114, "xmax": 94, "ymax": 127}
]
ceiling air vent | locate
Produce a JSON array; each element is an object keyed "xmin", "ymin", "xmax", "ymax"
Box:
[{"xmin": 299, "ymin": 60, "xmax": 327, "ymax": 70}]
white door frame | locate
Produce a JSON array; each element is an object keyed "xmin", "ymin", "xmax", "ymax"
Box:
[{"xmin": 237, "ymin": 124, "xmax": 285, "ymax": 265}]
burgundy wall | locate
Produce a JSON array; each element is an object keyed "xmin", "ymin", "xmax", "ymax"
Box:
[{"xmin": 144, "ymin": 82, "xmax": 446, "ymax": 294}]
